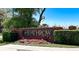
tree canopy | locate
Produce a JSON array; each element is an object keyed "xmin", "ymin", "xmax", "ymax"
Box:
[{"xmin": 2, "ymin": 8, "xmax": 46, "ymax": 31}]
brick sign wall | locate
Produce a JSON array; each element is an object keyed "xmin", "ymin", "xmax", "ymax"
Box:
[{"xmin": 12, "ymin": 27, "xmax": 54, "ymax": 43}]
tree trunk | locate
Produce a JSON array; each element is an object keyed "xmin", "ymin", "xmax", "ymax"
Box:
[{"xmin": 38, "ymin": 8, "xmax": 46, "ymax": 25}]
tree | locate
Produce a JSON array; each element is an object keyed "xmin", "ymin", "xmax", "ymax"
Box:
[
  {"xmin": 2, "ymin": 16, "xmax": 39, "ymax": 30},
  {"xmin": 13, "ymin": 8, "xmax": 40, "ymax": 27},
  {"xmin": 38, "ymin": 8, "xmax": 46, "ymax": 25},
  {"xmin": 14, "ymin": 8, "xmax": 46, "ymax": 26},
  {"xmin": 12, "ymin": 8, "xmax": 15, "ymax": 17},
  {"xmin": 0, "ymin": 8, "xmax": 11, "ymax": 32},
  {"xmin": 2, "ymin": 8, "xmax": 46, "ymax": 30}
]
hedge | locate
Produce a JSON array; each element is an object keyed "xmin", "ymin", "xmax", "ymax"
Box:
[
  {"xmin": 54, "ymin": 30, "xmax": 79, "ymax": 45},
  {"xmin": 3, "ymin": 31, "xmax": 19, "ymax": 42}
]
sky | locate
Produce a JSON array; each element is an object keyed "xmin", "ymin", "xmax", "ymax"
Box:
[{"xmin": 40, "ymin": 8, "xmax": 79, "ymax": 27}]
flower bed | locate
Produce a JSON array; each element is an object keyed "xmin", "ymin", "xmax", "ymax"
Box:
[{"xmin": 19, "ymin": 39, "xmax": 49, "ymax": 44}]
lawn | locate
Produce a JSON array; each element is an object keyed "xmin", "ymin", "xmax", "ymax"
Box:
[
  {"xmin": 0, "ymin": 40, "xmax": 9, "ymax": 46},
  {"xmin": 0, "ymin": 42, "xmax": 9, "ymax": 46},
  {"xmin": 27, "ymin": 43, "xmax": 79, "ymax": 48},
  {"xmin": 13, "ymin": 41, "xmax": 79, "ymax": 48}
]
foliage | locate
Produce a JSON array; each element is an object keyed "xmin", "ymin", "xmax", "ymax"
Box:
[
  {"xmin": 52, "ymin": 26, "xmax": 63, "ymax": 30},
  {"xmin": 13, "ymin": 8, "xmax": 40, "ymax": 27},
  {"xmin": 10, "ymin": 17, "xmax": 28, "ymax": 28},
  {"xmin": 14, "ymin": 8, "xmax": 40, "ymax": 16},
  {"xmin": 2, "ymin": 8, "xmax": 46, "ymax": 30},
  {"xmin": 14, "ymin": 8, "xmax": 46, "ymax": 26},
  {"xmin": 2, "ymin": 16, "xmax": 39, "ymax": 31},
  {"xmin": 0, "ymin": 40, "xmax": 4, "ymax": 43},
  {"xmin": 68, "ymin": 25, "xmax": 77, "ymax": 30},
  {"xmin": 54, "ymin": 30, "xmax": 79, "ymax": 45},
  {"xmin": 2, "ymin": 19, "xmax": 12, "ymax": 31},
  {"xmin": 3, "ymin": 31, "xmax": 19, "ymax": 42},
  {"xmin": 3, "ymin": 31, "xmax": 11, "ymax": 42}
]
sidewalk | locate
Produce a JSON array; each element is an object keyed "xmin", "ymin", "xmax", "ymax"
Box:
[{"xmin": 0, "ymin": 44, "xmax": 79, "ymax": 51}]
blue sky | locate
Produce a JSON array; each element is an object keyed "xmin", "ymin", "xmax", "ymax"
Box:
[{"xmin": 40, "ymin": 8, "xmax": 79, "ymax": 27}]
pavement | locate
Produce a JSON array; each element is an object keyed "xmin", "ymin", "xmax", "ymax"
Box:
[{"xmin": 0, "ymin": 44, "xmax": 79, "ymax": 51}]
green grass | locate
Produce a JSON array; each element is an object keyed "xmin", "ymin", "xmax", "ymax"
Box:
[
  {"xmin": 13, "ymin": 41, "xmax": 79, "ymax": 48},
  {"xmin": 27, "ymin": 43, "xmax": 79, "ymax": 48},
  {"xmin": 0, "ymin": 33, "xmax": 2, "ymax": 35},
  {"xmin": 0, "ymin": 37, "xmax": 10, "ymax": 46},
  {"xmin": 0, "ymin": 42, "xmax": 9, "ymax": 46},
  {"xmin": 0, "ymin": 40, "xmax": 9, "ymax": 46}
]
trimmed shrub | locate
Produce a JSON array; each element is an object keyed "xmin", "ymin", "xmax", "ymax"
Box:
[
  {"xmin": 52, "ymin": 26, "xmax": 63, "ymax": 30},
  {"xmin": 68, "ymin": 25, "xmax": 77, "ymax": 30},
  {"xmin": 10, "ymin": 32, "xmax": 19, "ymax": 41},
  {"xmin": 3, "ymin": 31, "xmax": 11, "ymax": 42},
  {"xmin": 54, "ymin": 30, "xmax": 79, "ymax": 45},
  {"xmin": 0, "ymin": 40, "xmax": 4, "ymax": 43},
  {"xmin": 3, "ymin": 31, "xmax": 19, "ymax": 42}
]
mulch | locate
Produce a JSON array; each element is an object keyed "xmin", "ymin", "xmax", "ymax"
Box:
[{"xmin": 19, "ymin": 39, "xmax": 49, "ymax": 44}]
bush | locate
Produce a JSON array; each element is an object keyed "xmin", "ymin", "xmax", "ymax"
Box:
[
  {"xmin": 0, "ymin": 40, "xmax": 4, "ymax": 43},
  {"xmin": 68, "ymin": 25, "xmax": 77, "ymax": 30},
  {"xmin": 54, "ymin": 30, "xmax": 79, "ymax": 45},
  {"xmin": 52, "ymin": 26, "xmax": 63, "ymax": 30},
  {"xmin": 3, "ymin": 31, "xmax": 19, "ymax": 42}
]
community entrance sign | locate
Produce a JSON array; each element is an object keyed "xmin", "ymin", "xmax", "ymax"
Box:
[{"xmin": 12, "ymin": 27, "xmax": 54, "ymax": 43}]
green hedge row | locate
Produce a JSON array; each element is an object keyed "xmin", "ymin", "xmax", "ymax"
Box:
[
  {"xmin": 2, "ymin": 31, "xmax": 19, "ymax": 42},
  {"xmin": 2, "ymin": 30, "xmax": 79, "ymax": 45},
  {"xmin": 54, "ymin": 30, "xmax": 79, "ymax": 45}
]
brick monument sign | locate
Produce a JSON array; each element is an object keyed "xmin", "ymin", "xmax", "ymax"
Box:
[{"xmin": 12, "ymin": 27, "xmax": 54, "ymax": 43}]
